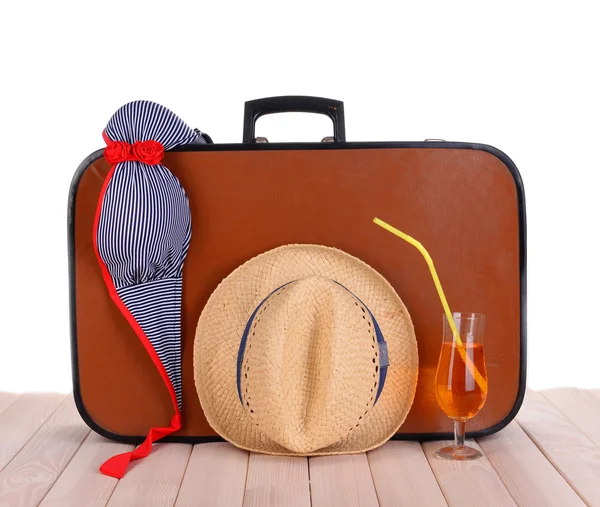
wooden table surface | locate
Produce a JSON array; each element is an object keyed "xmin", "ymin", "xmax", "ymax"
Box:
[{"xmin": 0, "ymin": 389, "xmax": 599, "ymax": 507}]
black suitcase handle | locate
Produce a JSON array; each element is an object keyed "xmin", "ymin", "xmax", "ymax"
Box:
[{"xmin": 243, "ymin": 96, "xmax": 346, "ymax": 143}]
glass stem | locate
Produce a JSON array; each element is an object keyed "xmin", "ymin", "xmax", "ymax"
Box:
[{"xmin": 454, "ymin": 418, "xmax": 466, "ymax": 447}]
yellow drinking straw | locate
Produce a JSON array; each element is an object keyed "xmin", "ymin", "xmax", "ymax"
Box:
[{"xmin": 373, "ymin": 217, "xmax": 488, "ymax": 392}]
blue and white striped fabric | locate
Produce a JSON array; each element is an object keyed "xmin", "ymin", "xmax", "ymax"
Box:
[
  {"xmin": 104, "ymin": 100, "xmax": 206, "ymax": 150},
  {"xmin": 97, "ymin": 100, "xmax": 203, "ymax": 409}
]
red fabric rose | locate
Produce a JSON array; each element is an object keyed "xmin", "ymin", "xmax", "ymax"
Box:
[
  {"xmin": 104, "ymin": 141, "xmax": 131, "ymax": 165},
  {"xmin": 131, "ymin": 140, "xmax": 164, "ymax": 166}
]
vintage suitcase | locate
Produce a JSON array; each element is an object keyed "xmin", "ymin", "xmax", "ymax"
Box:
[{"xmin": 68, "ymin": 96, "xmax": 526, "ymax": 443}]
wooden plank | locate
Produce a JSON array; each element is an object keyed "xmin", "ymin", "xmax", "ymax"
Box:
[
  {"xmin": 0, "ymin": 393, "xmax": 18, "ymax": 416},
  {"xmin": 175, "ymin": 443, "xmax": 248, "ymax": 507},
  {"xmin": 368, "ymin": 441, "xmax": 447, "ymax": 507},
  {"xmin": 517, "ymin": 390, "xmax": 600, "ymax": 506},
  {"xmin": 107, "ymin": 443, "xmax": 192, "ymax": 507},
  {"xmin": 309, "ymin": 454, "xmax": 379, "ymax": 507},
  {"xmin": 476, "ymin": 421, "xmax": 586, "ymax": 506},
  {"xmin": 0, "ymin": 395, "xmax": 90, "ymax": 507},
  {"xmin": 39, "ymin": 432, "xmax": 133, "ymax": 507},
  {"xmin": 422, "ymin": 439, "xmax": 516, "ymax": 507},
  {"xmin": 542, "ymin": 388, "xmax": 600, "ymax": 448},
  {"xmin": 0, "ymin": 392, "xmax": 65, "ymax": 471},
  {"xmin": 243, "ymin": 453, "xmax": 310, "ymax": 507}
]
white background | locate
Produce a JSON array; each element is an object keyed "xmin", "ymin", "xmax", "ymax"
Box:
[{"xmin": 0, "ymin": 1, "xmax": 598, "ymax": 393}]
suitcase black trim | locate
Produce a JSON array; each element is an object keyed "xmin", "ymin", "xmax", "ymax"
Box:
[{"xmin": 68, "ymin": 141, "xmax": 526, "ymax": 444}]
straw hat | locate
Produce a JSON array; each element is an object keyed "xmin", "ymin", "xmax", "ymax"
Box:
[{"xmin": 194, "ymin": 245, "xmax": 418, "ymax": 455}]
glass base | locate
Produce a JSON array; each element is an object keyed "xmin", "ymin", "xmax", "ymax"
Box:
[{"xmin": 436, "ymin": 444, "xmax": 482, "ymax": 461}]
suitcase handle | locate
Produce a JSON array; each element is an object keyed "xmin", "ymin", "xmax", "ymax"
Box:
[{"xmin": 243, "ymin": 96, "xmax": 346, "ymax": 143}]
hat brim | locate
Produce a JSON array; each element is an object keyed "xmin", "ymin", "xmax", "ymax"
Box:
[{"xmin": 194, "ymin": 244, "xmax": 419, "ymax": 455}]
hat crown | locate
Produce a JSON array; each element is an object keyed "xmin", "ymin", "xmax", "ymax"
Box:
[{"xmin": 239, "ymin": 276, "xmax": 382, "ymax": 453}]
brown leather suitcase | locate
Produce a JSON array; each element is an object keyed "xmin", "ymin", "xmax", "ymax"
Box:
[{"xmin": 68, "ymin": 96, "xmax": 526, "ymax": 443}]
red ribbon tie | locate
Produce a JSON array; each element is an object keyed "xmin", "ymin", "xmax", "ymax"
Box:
[{"xmin": 103, "ymin": 131, "xmax": 165, "ymax": 166}]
